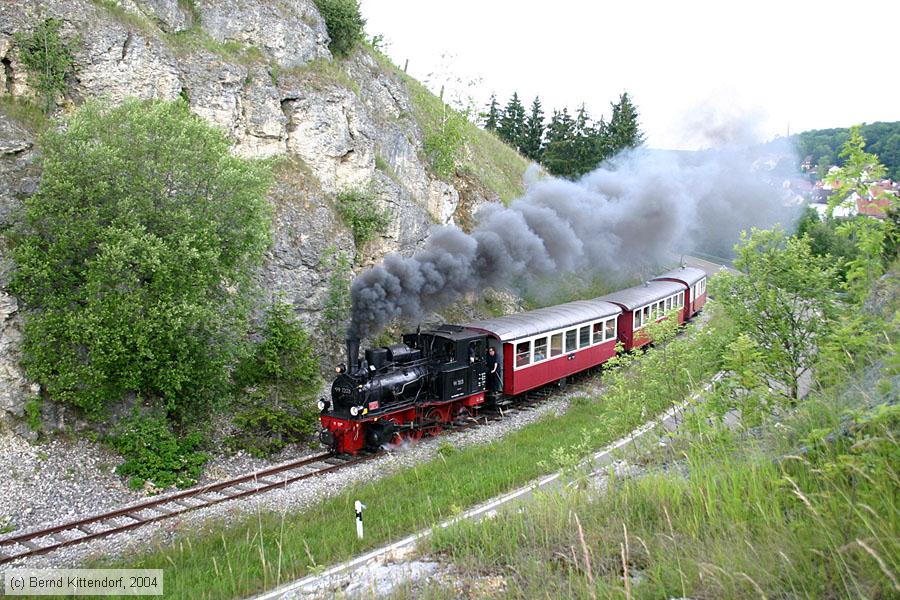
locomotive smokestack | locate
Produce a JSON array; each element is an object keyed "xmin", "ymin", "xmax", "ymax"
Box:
[{"xmin": 347, "ymin": 338, "xmax": 360, "ymax": 373}]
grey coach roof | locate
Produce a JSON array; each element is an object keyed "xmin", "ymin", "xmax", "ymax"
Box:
[
  {"xmin": 466, "ymin": 299, "xmax": 621, "ymax": 342},
  {"xmin": 651, "ymin": 266, "xmax": 707, "ymax": 287},
  {"xmin": 595, "ymin": 280, "xmax": 686, "ymax": 311}
]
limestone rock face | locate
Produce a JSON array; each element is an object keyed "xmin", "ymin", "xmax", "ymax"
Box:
[
  {"xmin": 0, "ymin": 0, "xmax": 506, "ymax": 431},
  {"xmin": 195, "ymin": 0, "xmax": 331, "ymax": 68}
]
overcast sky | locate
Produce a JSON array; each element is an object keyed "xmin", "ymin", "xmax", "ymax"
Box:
[{"xmin": 361, "ymin": 0, "xmax": 898, "ymax": 150}]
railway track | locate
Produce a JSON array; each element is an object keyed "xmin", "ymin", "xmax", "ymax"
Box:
[{"xmin": 0, "ymin": 370, "xmax": 586, "ymax": 566}]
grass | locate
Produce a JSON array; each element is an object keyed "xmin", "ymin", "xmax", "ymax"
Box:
[
  {"xmin": 368, "ymin": 48, "xmax": 529, "ymax": 204},
  {"xmin": 428, "ymin": 373, "xmax": 899, "ymax": 599},
  {"xmin": 97, "ymin": 308, "xmax": 732, "ymax": 599},
  {"xmin": 0, "ymin": 96, "xmax": 52, "ymax": 133},
  {"xmin": 274, "ymin": 57, "xmax": 360, "ymax": 95},
  {"xmin": 424, "ymin": 302, "xmax": 900, "ymax": 599}
]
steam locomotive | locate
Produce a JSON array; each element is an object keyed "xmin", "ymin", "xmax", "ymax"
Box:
[{"xmin": 318, "ymin": 266, "xmax": 709, "ymax": 454}]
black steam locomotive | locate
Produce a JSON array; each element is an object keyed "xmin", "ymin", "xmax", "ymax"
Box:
[{"xmin": 319, "ymin": 327, "xmax": 490, "ymax": 453}]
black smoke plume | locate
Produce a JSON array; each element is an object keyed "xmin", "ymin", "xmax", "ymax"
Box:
[{"xmin": 349, "ymin": 142, "xmax": 800, "ymax": 338}]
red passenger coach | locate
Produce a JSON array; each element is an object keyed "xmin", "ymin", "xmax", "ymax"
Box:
[
  {"xmin": 651, "ymin": 266, "xmax": 708, "ymax": 318},
  {"xmin": 466, "ymin": 299, "xmax": 622, "ymax": 396},
  {"xmin": 596, "ymin": 280, "xmax": 688, "ymax": 351}
]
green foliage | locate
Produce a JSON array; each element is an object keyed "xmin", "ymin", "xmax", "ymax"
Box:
[
  {"xmin": 334, "ymin": 187, "xmax": 389, "ymax": 252},
  {"xmin": 230, "ymin": 300, "xmax": 320, "ymax": 457},
  {"xmin": 320, "ymin": 247, "xmax": 352, "ymax": 344},
  {"xmin": 496, "ymin": 92, "xmax": 526, "ymax": 151},
  {"xmin": 23, "ymin": 397, "xmax": 43, "ymax": 433},
  {"xmin": 9, "ymin": 100, "xmax": 273, "ymax": 421},
  {"xmin": 713, "ymin": 228, "xmax": 840, "ymax": 401},
  {"xmin": 795, "ymin": 121, "xmax": 900, "ymax": 180},
  {"xmin": 313, "ymin": 0, "xmax": 366, "ymax": 57},
  {"xmin": 13, "ymin": 18, "xmax": 75, "ymax": 112},
  {"xmin": 0, "ymin": 97, "xmax": 52, "ymax": 133},
  {"xmin": 109, "ymin": 415, "xmax": 208, "ymax": 489},
  {"xmin": 424, "ymin": 105, "xmax": 469, "ymax": 178},
  {"xmin": 520, "ymin": 96, "xmax": 545, "ymax": 162},
  {"xmin": 481, "ymin": 93, "xmax": 499, "ymax": 132},
  {"xmin": 822, "ymin": 127, "xmax": 898, "ymax": 302},
  {"xmin": 796, "ymin": 206, "xmax": 861, "ymax": 280}
]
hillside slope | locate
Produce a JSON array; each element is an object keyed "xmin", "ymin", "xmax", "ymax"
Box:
[{"xmin": 0, "ymin": 0, "xmax": 529, "ymax": 434}]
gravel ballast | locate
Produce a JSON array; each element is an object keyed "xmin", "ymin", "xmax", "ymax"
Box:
[{"xmin": 1, "ymin": 383, "xmax": 583, "ymax": 570}]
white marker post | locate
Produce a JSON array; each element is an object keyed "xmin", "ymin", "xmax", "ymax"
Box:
[{"xmin": 355, "ymin": 500, "xmax": 366, "ymax": 539}]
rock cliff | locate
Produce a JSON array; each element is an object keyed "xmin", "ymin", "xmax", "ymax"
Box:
[{"xmin": 0, "ymin": 0, "xmax": 528, "ymax": 433}]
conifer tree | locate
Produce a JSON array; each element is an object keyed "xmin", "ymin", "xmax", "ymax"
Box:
[
  {"xmin": 483, "ymin": 94, "xmax": 500, "ymax": 132},
  {"xmin": 521, "ymin": 96, "xmax": 545, "ymax": 162},
  {"xmin": 607, "ymin": 92, "xmax": 644, "ymax": 151},
  {"xmin": 498, "ymin": 92, "xmax": 526, "ymax": 150},
  {"xmin": 541, "ymin": 108, "xmax": 576, "ymax": 177}
]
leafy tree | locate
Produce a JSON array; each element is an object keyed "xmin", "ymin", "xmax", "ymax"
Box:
[
  {"xmin": 483, "ymin": 93, "xmax": 500, "ymax": 132},
  {"xmin": 231, "ymin": 300, "xmax": 321, "ymax": 456},
  {"xmin": 13, "ymin": 18, "xmax": 75, "ymax": 112},
  {"xmin": 794, "ymin": 121, "xmax": 900, "ymax": 181},
  {"xmin": 606, "ymin": 92, "xmax": 644, "ymax": 151},
  {"xmin": 9, "ymin": 100, "xmax": 273, "ymax": 420},
  {"xmin": 313, "ymin": 0, "xmax": 366, "ymax": 57},
  {"xmin": 497, "ymin": 92, "xmax": 526, "ymax": 150},
  {"xmin": 712, "ymin": 228, "xmax": 840, "ymax": 402},
  {"xmin": 824, "ymin": 125, "xmax": 897, "ymax": 301},
  {"xmin": 520, "ymin": 96, "xmax": 545, "ymax": 162}
]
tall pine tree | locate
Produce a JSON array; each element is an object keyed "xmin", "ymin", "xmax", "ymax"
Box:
[
  {"xmin": 542, "ymin": 108, "xmax": 576, "ymax": 177},
  {"xmin": 483, "ymin": 94, "xmax": 500, "ymax": 132},
  {"xmin": 521, "ymin": 96, "xmax": 545, "ymax": 162},
  {"xmin": 607, "ymin": 92, "xmax": 644, "ymax": 152},
  {"xmin": 497, "ymin": 92, "xmax": 526, "ymax": 150}
]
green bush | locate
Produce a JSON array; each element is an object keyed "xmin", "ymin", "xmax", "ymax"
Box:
[
  {"xmin": 230, "ymin": 300, "xmax": 321, "ymax": 457},
  {"xmin": 13, "ymin": 18, "xmax": 75, "ymax": 112},
  {"xmin": 23, "ymin": 397, "xmax": 43, "ymax": 433},
  {"xmin": 9, "ymin": 99, "xmax": 273, "ymax": 421},
  {"xmin": 334, "ymin": 188, "xmax": 389, "ymax": 253},
  {"xmin": 424, "ymin": 107, "xmax": 468, "ymax": 178},
  {"xmin": 313, "ymin": 0, "xmax": 365, "ymax": 57},
  {"xmin": 109, "ymin": 415, "xmax": 208, "ymax": 489}
]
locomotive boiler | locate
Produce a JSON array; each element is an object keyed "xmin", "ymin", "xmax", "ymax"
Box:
[{"xmin": 318, "ymin": 327, "xmax": 490, "ymax": 454}]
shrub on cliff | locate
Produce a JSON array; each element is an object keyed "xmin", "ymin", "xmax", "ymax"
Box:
[
  {"xmin": 9, "ymin": 99, "xmax": 273, "ymax": 421},
  {"xmin": 314, "ymin": 0, "xmax": 366, "ymax": 57}
]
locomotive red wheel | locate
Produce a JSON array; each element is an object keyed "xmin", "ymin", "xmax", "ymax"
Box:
[{"xmin": 423, "ymin": 407, "xmax": 444, "ymax": 436}]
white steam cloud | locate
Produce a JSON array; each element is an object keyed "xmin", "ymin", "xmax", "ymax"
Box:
[{"xmin": 349, "ymin": 141, "xmax": 800, "ymax": 339}]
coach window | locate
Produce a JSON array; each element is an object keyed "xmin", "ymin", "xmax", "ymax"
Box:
[
  {"xmin": 550, "ymin": 333, "xmax": 563, "ymax": 357},
  {"xmin": 516, "ymin": 341, "xmax": 531, "ymax": 368},
  {"xmin": 665, "ymin": 297, "xmax": 671, "ymax": 311},
  {"xmin": 579, "ymin": 325, "xmax": 590, "ymax": 348},
  {"xmin": 533, "ymin": 337, "xmax": 548, "ymax": 362},
  {"xmin": 643, "ymin": 305, "xmax": 651, "ymax": 324},
  {"xmin": 633, "ymin": 309, "xmax": 641, "ymax": 328},
  {"xmin": 592, "ymin": 322, "xmax": 603, "ymax": 344},
  {"xmin": 565, "ymin": 329, "xmax": 577, "ymax": 352},
  {"xmin": 605, "ymin": 318, "xmax": 616, "ymax": 340}
]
